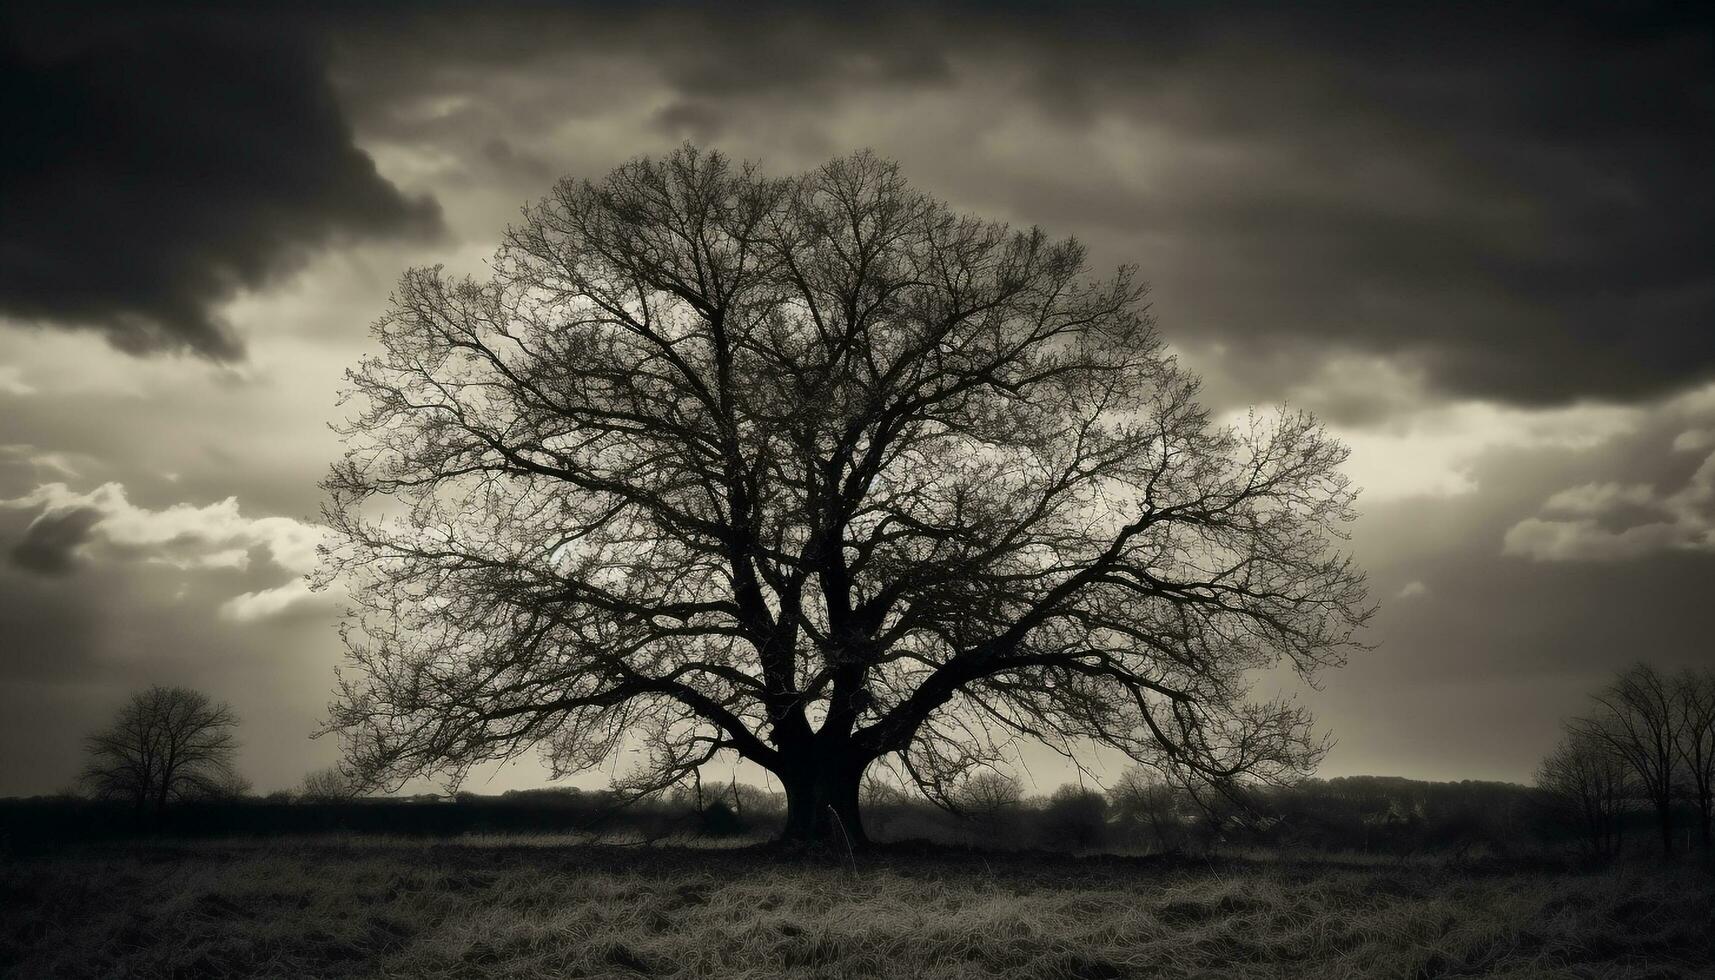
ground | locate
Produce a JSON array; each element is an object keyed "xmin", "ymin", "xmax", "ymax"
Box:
[{"xmin": 2, "ymin": 837, "xmax": 1712, "ymax": 978}]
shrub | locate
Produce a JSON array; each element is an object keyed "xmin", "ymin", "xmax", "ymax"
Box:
[{"xmin": 1038, "ymin": 784, "xmax": 1109, "ymax": 851}]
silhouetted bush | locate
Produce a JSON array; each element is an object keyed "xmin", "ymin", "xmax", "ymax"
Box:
[
  {"xmin": 1038, "ymin": 785, "xmax": 1109, "ymax": 851},
  {"xmin": 695, "ymin": 800, "xmax": 748, "ymax": 836}
]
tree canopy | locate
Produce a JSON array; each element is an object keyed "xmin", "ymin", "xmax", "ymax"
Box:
[
  {"xmin": 84, "ymin": 685, "xmax": 241, "ymax": 817},
  {"xmin": 320, "ymin": 146, "xmax": 1371, "ymax": 843},
  {"xmin": 1563, "ymin": 662, "xmax": 1715, "ymax": 858}
]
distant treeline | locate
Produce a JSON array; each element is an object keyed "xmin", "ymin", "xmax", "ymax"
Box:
[
  {"xmin": 0, "ymin": 785, "xmax": 708, "ymax": 847},
  {"xmin": 864, "ymin": 775, "xmax": 1698, "ymax": 858},
  {"xmin": 1, "ymin": 773, "xmax": 1700, "ymax": 858}
]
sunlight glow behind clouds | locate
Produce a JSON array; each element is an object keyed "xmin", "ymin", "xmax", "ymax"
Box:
[
  {"xmin": 1313, "ymin": 399, "xmax": 1637, "ymax": 500},
  {"xmin": 221, "ymin": 579, "xmax": 322, "ymax": 622}
]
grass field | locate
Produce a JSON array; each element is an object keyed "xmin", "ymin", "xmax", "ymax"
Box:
[{"xmin": 3, "ymin": 837, "xmax": 1711, "ymax": 978}]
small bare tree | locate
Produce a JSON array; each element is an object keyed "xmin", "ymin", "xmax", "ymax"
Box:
[
  {"xmin": 299, "ymin": 766, "xmax": 362, "ymax": 803},
  {"xmin": 1111, "ymin": 766, "xmax": 1191, "ymax": 854},
  {"xmin": 1573, "ymin": 664, "xmax": 1681, "ymax": 859},
  {"xmin": 951, "ymin": 770, "xmax": 1024, "ymax": 830},
  {"xmin": 1674, "ymin": 667, "xmax": 1715, "ymax": 850},
  {"xmin": 1536, "ymin": 729, "xmax": 1631, "ymax": 859},
  {"xmin": 83, "ymin": 686, "xmax": 240, "ymax": 819},
  {"xmin": 320, "ymin": 145, "xmax": 1372, "ymax": 846}
]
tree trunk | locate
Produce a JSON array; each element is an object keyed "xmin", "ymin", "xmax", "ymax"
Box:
[{"xmin": 778, "ymin": 750, "xmax": 868, "ymax": 850}]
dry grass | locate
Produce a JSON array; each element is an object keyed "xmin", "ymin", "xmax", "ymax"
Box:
[{"xmin": 3, "ymin": 838, "xmax": 1711, "ymax": 978}]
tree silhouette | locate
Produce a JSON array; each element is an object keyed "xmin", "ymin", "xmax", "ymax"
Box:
[
  {"xmin": 1573, "ymin": 663, "xmax": 1681, "ymax": 859},
  {"xmin": 950, "ymin": 771, "xmax": 1024, "ymax": 835},
  {"xmin": 1111, "ymin": 766, "xmax": 1192, "ymax": 854},
  {"xmin": 1673, "ymin": 667, "xmax": 1715, "ymax": 850},
  {"xmin": 299, "ymin": 766, "xmax": 362, "ymax": 803},
  {"xmin": 320, "ymin": 146, "xmax": 1371, "ymax": 845},
  {"xmin": 1536, "ymin": 729, "xmax": 1631, "ymax": 859},
  {"xmin": 83, "ymin": 685, "xmax": 240, "ymax": 819}
]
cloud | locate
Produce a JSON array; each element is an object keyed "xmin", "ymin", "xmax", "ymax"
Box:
[
  {"xmin": 1504, "ymin": 452, "xmax": 1715, "ymax": 561},
  {"xmin": 1673, "ymin": 429, "xmax": 1715, "ymax": 452},
  {"xmin": 1504, "ymin": 390, "xmax": 1715, "ymax": 561},
  {"xmin": 1281, "ymin": 355, "xmax": 1434, "ymax": 428},
  {"xmin": 1309, "ymin": 398, "xmax": 1640, "ymax": 501},
  {"xmin": 1, "ymin": 2, "xmax": 1700, "ymax": 400},
  {"xmin": 220, "ymin": 580, "xmax": 321, "ymax": 623},
  {"xmin": 1396, "ymin": 581, "xmax": 1430, "ymax": 600},
  {"xmin": 1, "ymin": 482, "xmax": 329, "ymax": 616},
  {"xmin": 324, "ymin": 2, "xmax": 1712, "ymax": 409},
  {"xmin": 0, "ymin": 366, "xmax": 33, "ymax": 396},
  {"xmin": 1538, "ymin": 483, "xmax": 1659, "ymax": 517},
  {"xmin": 0, "ymin": 444, "xmax": 84, "ymax": 482},
  {"xmin": 8, "ymin": 505, "xmax": 102, "ymax": 575},
  {"xmin": 0, "ymin": 10, "xmax": 442, "ymax": 360}
]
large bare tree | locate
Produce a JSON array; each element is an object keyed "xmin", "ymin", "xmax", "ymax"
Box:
[
  {"xmin": 83, "ymin": 685, "xmax": 241, "ymax": 819},
  {"xmin": 320, "ymin": 146, "xmax": 1371, "ymax": 845}
]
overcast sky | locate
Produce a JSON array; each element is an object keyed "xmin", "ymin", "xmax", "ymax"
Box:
[{"xmin": 2, "ymin": 2, "xmax": 1710, "ymax": 797}]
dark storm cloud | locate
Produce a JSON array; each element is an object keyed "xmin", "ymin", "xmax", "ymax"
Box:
[
  {"xmin": 8, "ymin": 504, "xmax": 99, "ymax": 575},
  {"xmin": 0, "ymin": 9, "xmax": 442, "ymax": 360},
  {"xmin": 2, "ymin": 1, "xmax": 1701, "ymax": 386},
  {"xmin": 999, "ymin": 1, "xmax": 1715, "ymax": 408},
  {"xmin": 325, "ymin": 1, "xmax": 1712, "ymax": 409}
]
